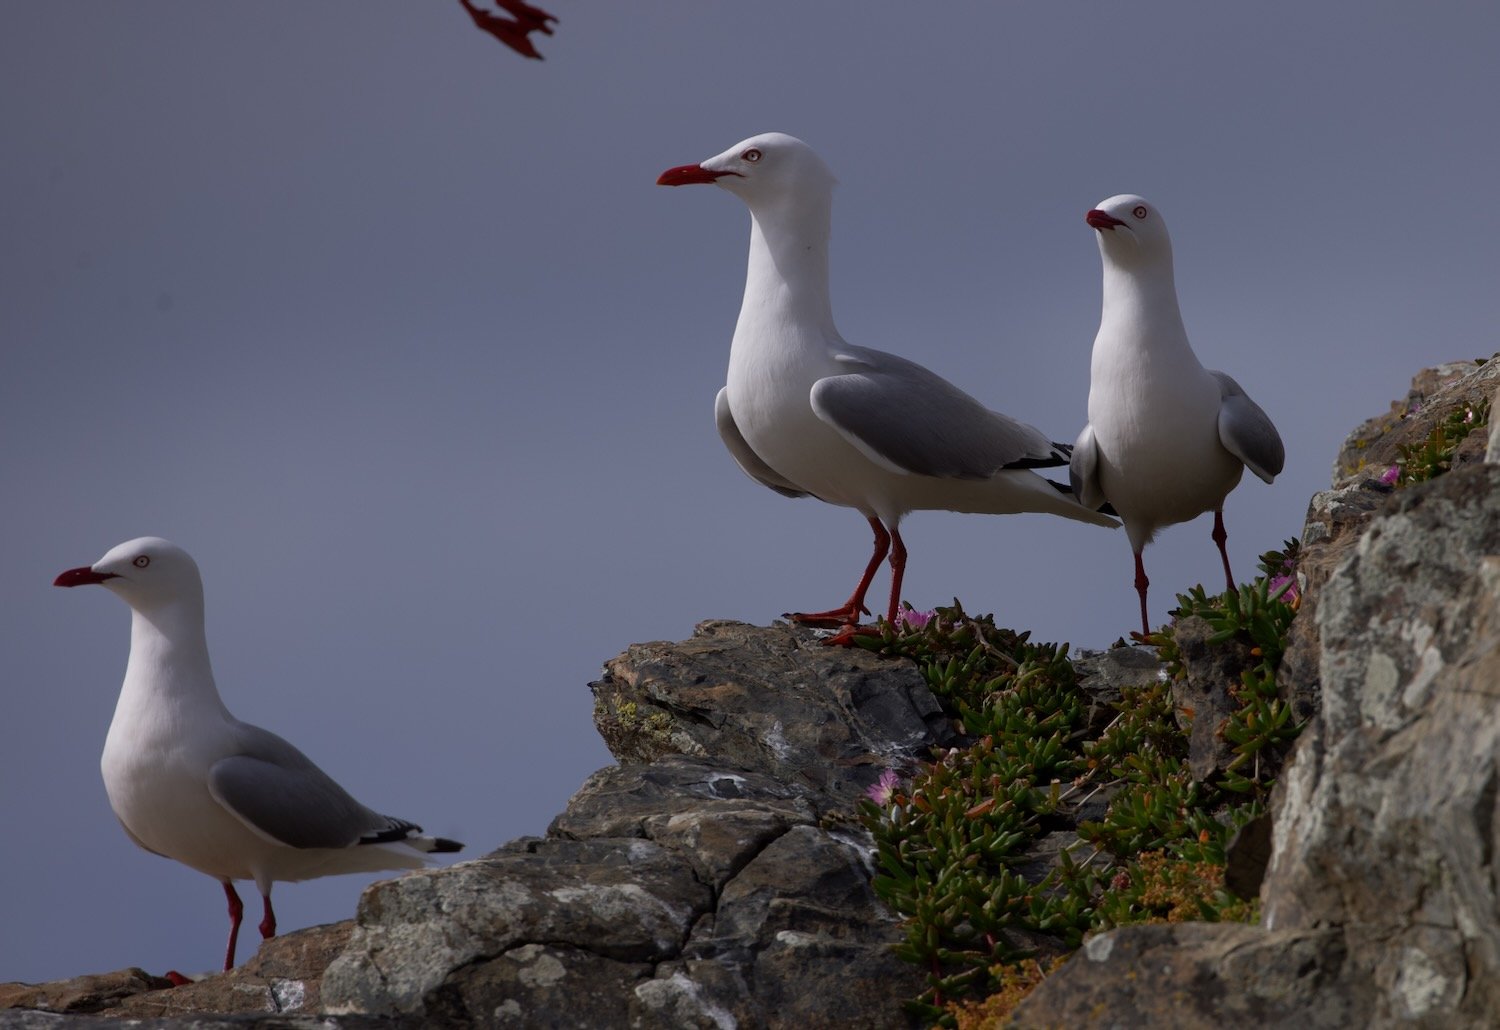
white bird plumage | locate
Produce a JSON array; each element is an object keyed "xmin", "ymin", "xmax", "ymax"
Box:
[
  {"xmin": 1070, "ymin": 195, "xmax": 1285, "ymax": 635},
  {"xmin": 54, "ymin": 537, "xmax": 462, "ymax": 972},
  {"xmin": 660, "ymin": 132, "xmax": 1116, "ymax": 636}
]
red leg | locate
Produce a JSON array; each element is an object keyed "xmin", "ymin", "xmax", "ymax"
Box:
[
  {"xmin": 789, "ymin": 517, "xmax": 890, "ymax": 627},
  {"xmin": 1212, "ymin": 510, "xmax": 1234, "ymax": 592},
  {"xmin": 222, "ymin": 881, "xmax": 244, "ymax": 972},
  {"xmin": 258, "ymin": 892, "xmax": 276, "ymax": 941},
  {"xmin": 883, "ymin": 527, "xmax": 909, "ymax": 626},
  {"xmin": 823, "ymin": 525, "xmax": 910, "ymax": 647},
  {"xmin": 1134, "ymin": 552, "xmax": 1151, "ymax": 638}
]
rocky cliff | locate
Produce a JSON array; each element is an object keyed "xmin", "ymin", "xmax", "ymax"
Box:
[{"xmin": 4, "ymin": 358, "xmax": 1499, "ymax": 1029}]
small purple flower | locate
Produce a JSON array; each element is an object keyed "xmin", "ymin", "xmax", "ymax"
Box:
[
  {"xmin": 1269, "ymin": 574, "xmax": 1300, "ymax": 604},
  {"xmin": 897, "ymin": 606, "xmax": 935, "ymax": 631},
  {"xmin": 1379, "ymin": 464, "xmax": 1400, "ymax": 487},
  {"xmin": 866, "ymin": 769, "xmax": 901, "ymax": 806}
]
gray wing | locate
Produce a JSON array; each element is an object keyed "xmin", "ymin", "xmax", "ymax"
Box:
[
  {"xmin": 1069, "ymin": 422, "xmax": 1107, "ymax": 510},
  {"xmin": 207, "ymin": 723, "xmax": 417, "ymax": 850},
  {"xmin": 809, "ymin": 347, "xmax": 1068, "ymax": 479},
  {"xmin": 1211, "ymin": 371, "xmax": 1284, "ymax": 484},
  {"xmin": 715, "ymin": 387, "xmax": 809, "ymax": 498}
]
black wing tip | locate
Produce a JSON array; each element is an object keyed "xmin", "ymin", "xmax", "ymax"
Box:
[
  {"xmin": 359, "ymin": 822, "xmax": 465, "ymax": 853},
  {"xmin": 1004, "ymin": 456, "xmax": 1068, "ymax": 470},
  {"xmin": 360, "ymin": 821, "xmax": 422, "ymax": 846},
  {"xmin": 1004, "ymin": 442, "xmax": 1072, "ymax": 471},
  {"xmin": 1044, "ymin": 478, "xmax": 1118, "ymax": 517}
]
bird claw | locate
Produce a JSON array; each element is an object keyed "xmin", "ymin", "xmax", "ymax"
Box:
[
  {"xmin": 163, "ymin": 970, "xmax": 193, "ymax": 987},
  {"xmin": 785, "ymin": 603, "xmax": 869, "ymax": 628},
  {"xmin": 818, "ymin": 624, "xmax": 872, "ymax": 648}
]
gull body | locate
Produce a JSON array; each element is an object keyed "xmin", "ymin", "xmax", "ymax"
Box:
[
  {"xmin": 659, "ymin": 133, "xmax": 1115, "ymax": 632},
  {"xmin": 1070, "ymin": 195, "xmax": 1284, "ymax": 634},
  {"xmin": 55, "ymin": 537, "xmax": 461, "ymax": 971}
]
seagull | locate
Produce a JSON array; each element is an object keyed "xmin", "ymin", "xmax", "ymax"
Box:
[
  {"xmin": 658, "ymin": 133, "xmax": 1117, "ymax": 638},
  {"xmin": 54, "ymin": 537, "xmax": 462, "ymax": 973},
  {"xmin": 1070, "ymin": 194, "xmax": 1285, "ymax": 636}
]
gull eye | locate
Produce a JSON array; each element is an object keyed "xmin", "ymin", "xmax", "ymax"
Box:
[
  {"xmin": 1132, "ymin": 205, "xmax": 1148, "ymax": 219},
  {"xmin": 742, "ymin": 148, "xmax": 762, "ymax": 163},
  {"xmin": 133, "ymin": 556, "xmax": 150, "ymax": 568}
]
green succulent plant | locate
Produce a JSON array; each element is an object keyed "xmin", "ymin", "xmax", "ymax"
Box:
[{"xmin": 856, "ymin": 551, "xmax": 1306, "ymax": 1024}]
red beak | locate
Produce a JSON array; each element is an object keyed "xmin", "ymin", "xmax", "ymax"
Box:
[
  {"xmin": 657, "ymin": 164, "xmax": 738, "ymax": 187},
  {"xmin": 54, "ymin": 566, "xmax": 117, "ymax": 588},
  {"xmin": 1086, "ymin": 209, "xmax": 1127, "ymax": 231}
]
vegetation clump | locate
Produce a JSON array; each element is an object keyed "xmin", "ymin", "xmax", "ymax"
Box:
[
  {"xmin": 854, "ymin": 544, "xmax": 1303, "ymax": 1025},
  {"xmin": 1394, "ymin": 395, "xmax": 1489, "ymax": 486}
]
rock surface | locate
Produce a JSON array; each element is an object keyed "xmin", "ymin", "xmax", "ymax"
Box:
[
  {"xmin": 590, "ymin": 619, "xmax": 955, "ymax": 803},
  {"xmin": 320, "ymin": 622, "xmax": 948, "ymax": 1027}
]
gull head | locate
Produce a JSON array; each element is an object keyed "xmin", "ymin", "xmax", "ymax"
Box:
[
  {"xmin": 658, "ymin": 132, "xmax": 837, "ymax": 211},
  {"xmin": 55, "ymin": 536, "xmax": 203, "ymax": 611},
  {"xmin": 1087, "ymin": 194, "xmax": 1172, "ymax": 269}
]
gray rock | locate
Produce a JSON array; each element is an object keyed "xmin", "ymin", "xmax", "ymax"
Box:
[
  {"xmin": 319, "ymin": 620, "xmax": 951, "ymax": 1025},
  {"xmin": 1071, "ymin": 644, "xmax": 1164, "ymax": 738},
  {"xmin": 0, "ymin": 970, "xmax": 175, "ymax": 1017},
  {"xmin": 1278, "ymin": 474, "xmax": 1393, "ymax": 723},
  {"xmin": 105, "ymin": 922, "xmax": 352, "ymax": 1019},
  {"xmin": 590, "ymin": 619, "xmax": 953, "ymax": 806},
  {"xmin": 1331, "ymin": 357, "xmax": 1496, "ymax": 485},
  {"xmin": 1287, "ymin": 357, "xmax": 1500, "ymax": 726},
  {"xmin": 549, "ymin": 757, "xmax": 819, "ymax": 891},
  {"xmin": 1011, "ymin": 923, "xmax": 1360, "ymax": 1029},
  {"xmin": 0, "ymin": 925, "xmax": 378, "ymax": 1028},
  {"xmin": 322, "ymin": 837, "xmax": 712, "ymax": 1017},
  {"xmin": 1259, "ymin": 463, "xmax": 1500, "ymax": 1025},
  {"xmin": 1169, "ymin": 615, "xmax": 1255, "ymax": 781},
  {"xmin": 425, "ymin": 944, "xmax": 651, "ymax": 1029},
  {"xmin": 1223, "ymin": 812, "xmax": 1272, "ymax": 899}
]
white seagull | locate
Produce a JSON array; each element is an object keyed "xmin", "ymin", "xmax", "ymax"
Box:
[
  {"xmin": 1070, "ymin": 195, "xmax": 1285, "ymax": 636},
  {"xmin": 54, "ymin": 537, "xmax": 462, "ymax": 973},
  {"xmin": 658, "ymin": 132, "xmax": 1116, "ymax": 639}
]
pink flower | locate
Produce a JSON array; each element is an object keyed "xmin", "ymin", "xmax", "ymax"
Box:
[
  {"xmin": 1269, "ymin": 574, "xmax": 1300, "ymax": 604},
  {"xmin": 1379, "ymin": 465, "xmax": 1400, "ymax": 486},
  {"xmin": 1110, "ymin": 870, "xmax": 1131, "ymax": 891},
  {"xmin": 897, "ymin": 606, "xmax": 935, "ymax": 631},
  {"xmin": 866, "ymin": 769, "xmax": 901, "ymax": 806}
]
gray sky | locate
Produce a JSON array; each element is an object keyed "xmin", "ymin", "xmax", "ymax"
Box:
[{"xmin": 3, "ymin": 3, "xmax": 1497, "ymax": 982}]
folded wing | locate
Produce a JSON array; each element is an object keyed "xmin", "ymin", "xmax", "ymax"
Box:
[
  {"xmin": 1212, "ymin": 371, "xmax": 1284, "ymax": 484},
  {"xmin": 810, "ymin": 348, "xmax": 1068, "ymax": 479}
]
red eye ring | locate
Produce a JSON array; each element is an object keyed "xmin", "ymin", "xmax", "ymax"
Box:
[
  {"xmin": 133, "ymin": 556, "xmax": 150, "ymax": 568},
  {"xmin": 742, "ymin": 148, "xmax": 762, "ymax": 163},
  {"xmin": 1132, "ymin": 205, "xmax": 1148, "ymax": 219}
]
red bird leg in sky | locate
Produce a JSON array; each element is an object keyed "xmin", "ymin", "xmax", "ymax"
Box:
[{"xmin": 458, "ymin": 0, "xmax": 558, "ymax": 60}]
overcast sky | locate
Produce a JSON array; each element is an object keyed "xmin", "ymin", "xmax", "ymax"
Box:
[{"xmin": 3, "ymin": 3, "xmax": 1497, "ymax": 983}]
